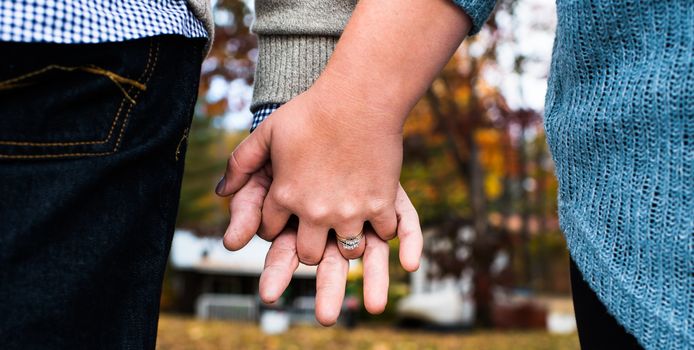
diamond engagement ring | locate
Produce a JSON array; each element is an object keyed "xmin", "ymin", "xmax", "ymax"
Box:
[{"xmin": 336, "ymin": 230, "xmax": 364, "ymax": 250}]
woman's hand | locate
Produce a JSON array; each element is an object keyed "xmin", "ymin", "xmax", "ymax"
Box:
[
  {"xmin": 216, "ymin": 0, "xmax": 469, "ymax": 263},
  {"xmin": 222, "ymin": 164, "xmax": 424, "ymax": 271},
  {"xmin": 216, "ymin": 87, "xmax": 405, "ymax": 263}
]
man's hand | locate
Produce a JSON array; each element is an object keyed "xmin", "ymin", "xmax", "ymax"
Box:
[
  {"xmin": 221, "ymin": 165, "xmax": 423, "ymax": 325},
  {"xmin": 256, "ymin": 185, "xmax": 423, "ymax": 325},
  {"xmin": 258, "ymin": 228, "xmax": 389, "ymax": 326}
]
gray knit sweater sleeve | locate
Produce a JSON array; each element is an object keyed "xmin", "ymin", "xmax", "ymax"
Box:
[
  {"xmin": 250, "ymin": 0, "xmax": 357, "ymax": 110},
  {"xmin": 250, "ymin": 0, "xmax": 496, "ymax": 110}
]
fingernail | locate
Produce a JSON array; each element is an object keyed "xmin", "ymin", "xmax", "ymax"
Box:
[{"xmin": 215, "ymin": 176, "xmax": 226, "ymax": 195}]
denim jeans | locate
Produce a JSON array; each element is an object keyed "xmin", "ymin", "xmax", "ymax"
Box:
[{"xmin": 0, "ymin": 35, "xmax": 204, "ymax": 349}]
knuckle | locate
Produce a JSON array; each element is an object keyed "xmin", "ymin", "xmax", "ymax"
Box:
[
  {"xmin": 256, "ymin": 228, "xmax": 274, "ymax": 242},
  {"xmin": 373, "ymin": 223, "xmax": 396, "ymax": 240},
  {"xmin": 298, "ymin": 250, "xmax": 321, "ymax": 265},
  {"xmin": 229, "ymin": 150, "xmax": 244, "ymax": 172},
  {"xmin": 336, "ymin": 202, "xmax": 360, "ymax": 222},
  {"xmin": 271, "ymin": 185, "xmax": 294, "ymax": 207},
  {"xmin": 232, "ymin": 192, "xmax": 264, "ymax": 209},
  {"xmin": 319, "ymin": 252, "xmax": 343, "ymax": 266},
  {"xmin": 382, "ymin": 230, "xmax": 397, "ymax": 240},
  {"xmin": 305, "ymin": 204, "xmax": 330, "ymax": 224}
]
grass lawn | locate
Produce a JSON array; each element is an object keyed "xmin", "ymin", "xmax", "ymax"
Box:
[{"xmin": 156, "ymin": 314, "xmax": 579, "ymax": 350}]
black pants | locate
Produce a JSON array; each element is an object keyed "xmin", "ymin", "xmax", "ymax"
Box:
[
  {"xmin": 570, "ymin": 258, "xmax": 644, "ymax": 350},
  {"xmin": 0, "ymin": 36, "xmax": 203, "ymax": 349}
]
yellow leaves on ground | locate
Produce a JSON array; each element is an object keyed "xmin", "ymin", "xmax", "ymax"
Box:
[{"xmin": 156, "ymin": 314, "xmax": 579, "ymax": 350}]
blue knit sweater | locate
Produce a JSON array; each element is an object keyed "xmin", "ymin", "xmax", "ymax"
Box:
[{"xmin": 454, "ymin": 0, "xmax": 693, "ymax": 348}]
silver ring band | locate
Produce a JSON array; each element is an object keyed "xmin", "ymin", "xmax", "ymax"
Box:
[{"xmin": 336, "ymin": 231, "xmax": 364, "ymax": 251}]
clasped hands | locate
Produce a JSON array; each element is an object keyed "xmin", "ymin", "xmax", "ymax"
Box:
[{"xmin": 215, "ymin": 85, "xmax": 423, "ymax": 326}]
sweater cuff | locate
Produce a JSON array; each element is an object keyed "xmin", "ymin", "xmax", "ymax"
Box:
[
  {"xmin": 251, "ymin": 35, "xmax": 338, "ymax": 111},
  {"xmin": 451, "ymin": 0, "xmax": 497, "ymax": 35}
]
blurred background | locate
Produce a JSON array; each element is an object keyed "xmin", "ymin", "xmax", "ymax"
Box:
[{"xmin": 158, "ymin": 0, "xmax": 579, "ymax": 349}]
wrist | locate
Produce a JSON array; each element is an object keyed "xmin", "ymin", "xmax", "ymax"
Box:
[
  {"xmin": 307, "ymin": 69, "xmax": 409, "ymax": 136},
  {"xmin": 300, "ymin": 0, "xmax": 472, "ymax": 136}
]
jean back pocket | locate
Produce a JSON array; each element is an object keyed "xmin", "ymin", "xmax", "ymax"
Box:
[{"xmin": 0, "ymin": 39, "xmax": 159, "ymax": 160}]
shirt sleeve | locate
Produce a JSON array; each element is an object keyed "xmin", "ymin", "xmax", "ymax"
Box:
[
  {"xmin": 250, "ymin": 0, "xmax": 357, "ymax": 111},
  {"xmin": 450, "ymin": 0, "xmax": 497, "ymax": 35}
]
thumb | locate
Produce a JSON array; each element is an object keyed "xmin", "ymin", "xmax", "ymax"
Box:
[{"xmin": 216, "ymin": 120, "xmax": 272, "ymax": 196}]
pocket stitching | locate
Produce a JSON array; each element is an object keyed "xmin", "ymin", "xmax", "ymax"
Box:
[
  {"xmin": 0, "ymin": 40, "xmax": 153, "ymax": 147},
  {"xmin": 0, "ymin": 39, "xmax": 160, "ymax": 159}
]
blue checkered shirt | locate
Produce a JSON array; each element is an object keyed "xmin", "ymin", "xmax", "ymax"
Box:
[
  {"xmin": 0, "ymin": 0, "xmax": 207, "ymax": 43},
  {"xmin": 251, "ymin": 103, "xmax": 281, "ymax": 132}
]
